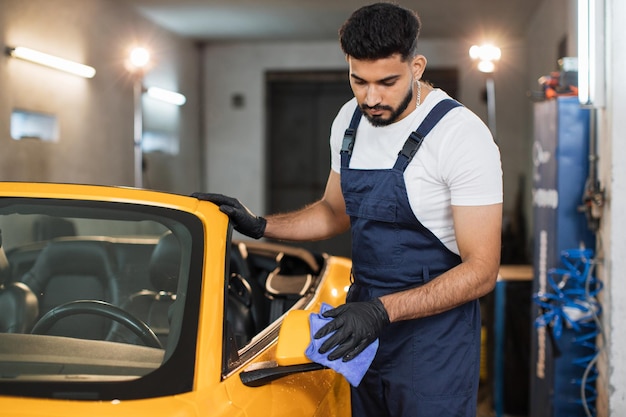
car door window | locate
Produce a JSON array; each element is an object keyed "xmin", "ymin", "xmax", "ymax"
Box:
[{"xmin": 0, "ymin": 197, "xmax": 204, "ymax": 400}]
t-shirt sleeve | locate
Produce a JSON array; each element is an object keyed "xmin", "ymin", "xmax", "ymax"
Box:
[{"xmin": 438, "ymin": 109, "xmax": 503, "ymax": 206}]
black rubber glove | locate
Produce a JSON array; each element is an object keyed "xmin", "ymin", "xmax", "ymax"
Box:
[
  {"xmin": 191, "ymin": 193, "xmax": 267, "ymax": 239},
  {"xmin": 314, "ymin": 298, "xmax": 390, "ymax": 362}
]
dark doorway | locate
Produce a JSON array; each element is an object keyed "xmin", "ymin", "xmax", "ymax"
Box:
[
  {"xmin": 266, "ymin": 68, "xmax": 459, "ymax": 258},
  {"xmin": 266, "ymin": 71, "xmax": 353, "ymax": 257}
]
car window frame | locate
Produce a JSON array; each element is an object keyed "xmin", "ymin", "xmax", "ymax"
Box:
[{"xmin": 0, "ymin": 197, "xmax": 206, "ymax": 401}]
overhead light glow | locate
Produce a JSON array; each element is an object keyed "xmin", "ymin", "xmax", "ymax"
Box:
[
  {"xmin": 146, "ymin": 86, "xmax": 186, "ymax": 106},
  {"xmin": 477, "ymin": 61, "xmax": 496, "ymax": 73},
  {"xmin": 469, "ymin": 44, "xmax": 501, "ymax": 73},
  {"xmin": 128, "ymin": 47, "xmax": 151, "ymax": 71},
  {"xmin": 6, "ymin": 46, "xmax": 96, "ymax": 78},
  {"xmin": 469, "ymin": 44, "xmax": 501, "ymax": 61}
]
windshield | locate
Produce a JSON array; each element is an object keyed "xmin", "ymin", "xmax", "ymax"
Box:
[{"xmin": 0, "ymin": 197, "xmax": 204, "ymax": 400}]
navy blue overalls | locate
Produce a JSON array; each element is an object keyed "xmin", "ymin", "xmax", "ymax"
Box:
[{"xmin": 340, "ymin": 99, "xmax": 482, "ymax": 417}]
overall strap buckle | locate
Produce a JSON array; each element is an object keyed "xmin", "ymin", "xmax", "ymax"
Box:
[
  {"xmin": 340, "ymin": 106, "xmax": 363, "ymax": 156},
  {"xmin": 394, "ymin": 99, "xmax": 463, "ymax": 171},
  {"xmin": 398, "ymin": 131, "xmax": 425, "ymax": 160}
]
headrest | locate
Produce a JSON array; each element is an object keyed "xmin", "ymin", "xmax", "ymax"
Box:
[
  {"xmin": 149, "ymin": 232, "xmax": 182, "ymax": 293},
  {"xmin": 32, "ymin": 216, "xmax": 76, "ymax": 241}
]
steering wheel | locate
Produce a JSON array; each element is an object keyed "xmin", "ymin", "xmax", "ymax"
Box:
[{"xmin": 31, "ymin": 300, "xmax": 163, "ymax": 349}]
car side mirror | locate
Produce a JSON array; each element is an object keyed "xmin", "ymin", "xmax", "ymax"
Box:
[
  {"xmin": 239, "ymin": 309, "xmax": 325, "ymax": 387},
  {"xmin": 275, "ymin": 309, "xmax": 313, "ymax": 366}
]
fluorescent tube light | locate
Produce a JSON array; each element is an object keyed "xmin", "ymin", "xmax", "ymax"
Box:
[
  {"xmin": 146, "ymin": 86, "xmax": 186, "ymax": 106},
  {"xmin": 6, "ymin": 46, "xmax": 96, "ymax": 79},
  {"xmin": 577, "ymin": 0, "xmax": 605, "ymax": 107}
]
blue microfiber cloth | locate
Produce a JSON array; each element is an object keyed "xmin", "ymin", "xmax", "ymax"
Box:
[{"xmin": 305, "ymin": 302, "xmax": 378, "ymax": 387}]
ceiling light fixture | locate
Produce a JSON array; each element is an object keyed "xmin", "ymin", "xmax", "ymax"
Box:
[
  {"xmin": 146, "ymin": 86, "xmax": 186, "ymax": 106},
  {"xmin": 5, "ymin": 46, "xmax": 96, "ymax": 79}
]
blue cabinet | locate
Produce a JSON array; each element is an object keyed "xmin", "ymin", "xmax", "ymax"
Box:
[{"xmin": 529, "ymin": 97, "xmax": 595, "ymax": 417}]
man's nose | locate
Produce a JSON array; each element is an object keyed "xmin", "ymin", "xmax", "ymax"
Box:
[{"xmin": 364, "ymin": 85, "xmax": 382, "ymax": 107}]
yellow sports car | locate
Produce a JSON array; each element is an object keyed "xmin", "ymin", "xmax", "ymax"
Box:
[{"xmin": 0, "ymin": 182, "xmax": 351, "ymax": 416}]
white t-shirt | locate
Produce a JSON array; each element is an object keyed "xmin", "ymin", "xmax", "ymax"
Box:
[{"xmin": 330, "ymin": 89, "xmax": 503, "ymax": 254}]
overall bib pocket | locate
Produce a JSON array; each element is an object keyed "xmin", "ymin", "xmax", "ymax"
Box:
[{"xmin": 344, "ymin": 194, "xmax": 400, "ymax": 269}]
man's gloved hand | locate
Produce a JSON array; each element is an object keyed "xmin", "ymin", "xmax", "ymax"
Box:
[
  {"xmin": 191, "ymin": 193, "xmax": 266, "ymax": 239},
  {"xmin": 314, "ymin": 298, "xmax": 390, "ymax": 362}
]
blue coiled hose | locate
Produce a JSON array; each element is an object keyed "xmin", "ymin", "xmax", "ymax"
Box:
[{"xmin": 533, "ymin": 248, "xmax": 602, "ymax": 417}]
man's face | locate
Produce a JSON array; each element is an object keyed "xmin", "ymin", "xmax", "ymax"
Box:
[{"xmin": 348, "ymin": 54, "xmax": 417, "ymax": 127}]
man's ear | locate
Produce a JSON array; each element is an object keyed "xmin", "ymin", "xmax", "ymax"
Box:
[{"xmin": 411, "ymin": 54, "xmax": 428, "ymax": 80}]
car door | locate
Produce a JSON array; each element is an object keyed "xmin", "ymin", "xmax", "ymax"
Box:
[{"xmin": 214, "ymin": 238, "xmax": 351, "ymax": 417}]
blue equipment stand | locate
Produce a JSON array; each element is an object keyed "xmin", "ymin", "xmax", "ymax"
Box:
[{"xmin": 529, "ymin": 97, "xmax": 595, "ymax": 417}]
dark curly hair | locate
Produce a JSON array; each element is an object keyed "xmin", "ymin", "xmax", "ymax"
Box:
[{"xmin": 339, "ymin": 2, "xmax": 421, "ymax": 62}]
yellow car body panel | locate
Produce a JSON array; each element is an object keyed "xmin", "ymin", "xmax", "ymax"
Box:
[{"xmin": 0, "ymin": 182, "xmax": 351, "ymax": 417}]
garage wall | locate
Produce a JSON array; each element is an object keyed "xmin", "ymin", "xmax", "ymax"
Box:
[
  {"xmin": 201, "ymin": 38, "xmax": 530, "ymax": 223},
  {"xmin": 605, "ymin": 0, "xmax": 626, "ymax": 415},
  {"xmin": 0, "ymin": 0, "xmax": 201, "ymax": 194}
]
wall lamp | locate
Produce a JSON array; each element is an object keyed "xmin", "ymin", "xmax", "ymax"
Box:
[
  {"xmin": 578, "ymin": 0, "xmax": 605, "ymax": 107},
  {"xmin": 5, "ymin": 46, "xmax": 96, "ymax": 79}
]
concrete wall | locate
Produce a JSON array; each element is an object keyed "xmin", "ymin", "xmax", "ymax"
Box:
[{"xmin": 0, "ymin": 0, "xmax": 201, "ymax": 193}]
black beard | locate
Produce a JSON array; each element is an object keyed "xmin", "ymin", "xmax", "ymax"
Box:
[{"xmin": 361, "ymin": 83, "xmax": 414, "ymax": 127}]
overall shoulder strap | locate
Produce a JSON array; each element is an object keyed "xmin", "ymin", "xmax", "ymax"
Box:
[
  {"xmin": 341, "ymin": 106, "xmax": 363, "ymax": 156},
  {"xmin": 394, "ymin": 99, "xmax": 462, "ymax": 171}
]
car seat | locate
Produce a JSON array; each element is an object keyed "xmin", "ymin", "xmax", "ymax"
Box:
[
  {"xmin": 21, "ymin": 240, "xmax": 119, "ymax": 340},
  {"xmin": 109, "ymin": 231, "xmax": 181, "ymax": 347}
]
